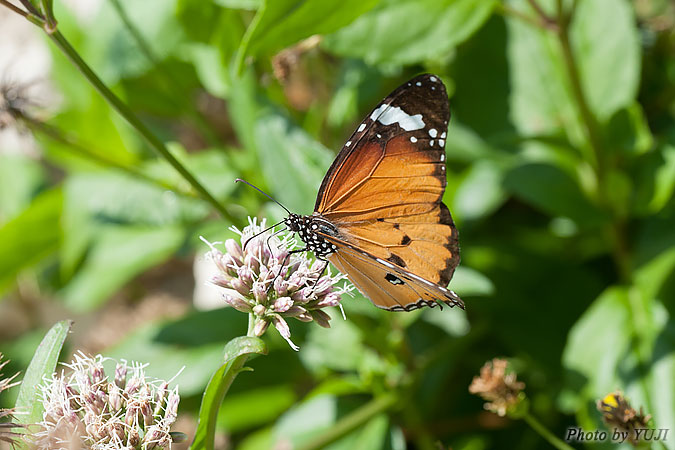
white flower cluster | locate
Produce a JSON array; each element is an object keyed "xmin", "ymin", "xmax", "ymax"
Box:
[{"xmin": 36, "ymin": 352, "xmax": 179, "ymax": 450}]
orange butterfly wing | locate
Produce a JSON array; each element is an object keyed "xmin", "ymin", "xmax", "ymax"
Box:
[{"xmin": 313, "ymin": 74, "xmax": 462, "ymax": 311}]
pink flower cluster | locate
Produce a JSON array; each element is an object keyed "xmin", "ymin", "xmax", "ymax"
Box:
[{"xmin": 204, "ymin": 218, "xmax": 352, "ymax": 350}]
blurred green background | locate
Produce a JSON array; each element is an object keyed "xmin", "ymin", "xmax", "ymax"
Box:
[{"xmin": 1, "ymin": 0, "xmax": 674, "ymax": 449}]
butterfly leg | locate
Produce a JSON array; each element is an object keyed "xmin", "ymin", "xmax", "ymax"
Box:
[
  {"xmin": 305, "ymin": 259, "xmax": 330, "ymax": 295},
  {"xmin": 267, "ymin": 248, "xmax": 307, "ymax": 293}
]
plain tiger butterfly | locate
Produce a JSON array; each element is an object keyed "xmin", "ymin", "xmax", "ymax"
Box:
[{"xmin": 247, "ymin": 74, "xmax": 462, "ymax": 312}]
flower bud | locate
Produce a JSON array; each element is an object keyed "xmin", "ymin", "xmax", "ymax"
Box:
[
  {"xmin": 223, "ymin": 293, "xmax": 252, "ymax": 313},
  {"xmin": 253, "ymin": 304, "xmax": 266, "ymax": 316},
  {"xmin": 254, "ymin": 319, "xmax": 270, "ymax": 337},
  {"xmin": 225, "ymin": 239, "xmax": 243, "ymax": 262},
  {"xmin": 273, "ymin": 296, "xmax": 293, "ymax": 312},
  {"xmin": 310, "ymin": 310, "xmax": 332, "ymax": 328}
]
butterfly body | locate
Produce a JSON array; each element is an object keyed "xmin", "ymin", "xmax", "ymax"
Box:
[{"xmin": 288, "ymin": 74, "xmax": 463, "ymax": 312}]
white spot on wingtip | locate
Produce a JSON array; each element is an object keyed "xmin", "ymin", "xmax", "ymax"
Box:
[
  {"xmin": 431, "ymin": 86, "xmax": 436, "ymax": 90},
  {"xmin": 430, "ymin": 140, "xmax": 434, "ymax": 146},
  {"xmin": 346, "ymin": 141, "xmax": 351, "ymax": 147},
  {"xmin": 429, "ymin": 128, "xmax": 438, "ymax": 138},
  {"xmin": 410, "ymin": 136, "xmax": 417, "ymax": 143},
  {"xmin": 416, "ymin": 81, "xmax": 421, "ymax": 86},
  {"xmin": 439, "ymin": 139, "xmax": 445, "ymax": 147},
  {"xmin": 440, "ymin": 153, "xmax": 445, "ymax": 161},
  {"xmin": 430, "ymin": 76, "xmax": 437, "ymax": 82},
  {"xmin": 357, "ymin": 123, "xmax": 366, "ymax": 132},
  {"xmin": 441, "ymin": 131, "xmax": 446, "ymax": 138},
  {"xmin": 370, "ymin": 104, "xmax": 425, "ymax": 131}
]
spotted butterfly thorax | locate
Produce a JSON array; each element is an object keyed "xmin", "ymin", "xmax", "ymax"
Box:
[{"xmin": 282, "ymin": 74, "xmax": 462, "ymax": 312}]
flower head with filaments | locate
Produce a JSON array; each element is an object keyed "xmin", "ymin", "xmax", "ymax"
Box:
[
  {"xmin": 35, "ymin": 352, "xmax": 180, "ymax": 450},
  {"xmin": 203, "ymin": 217, "xmax": 353, "ymax": 350}
]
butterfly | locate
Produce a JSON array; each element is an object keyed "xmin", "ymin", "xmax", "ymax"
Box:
[{"xmin": 274, "ymin": 74, "xmax": 463, "ymax": 312}]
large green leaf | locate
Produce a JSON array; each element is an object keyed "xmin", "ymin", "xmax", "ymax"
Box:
[
  {"xmin": 243, "ymin": 0, "xmax": 380, "ymax": 59},
  {"xmin": 323, "ymin": 0, "xmax": 496, "ymax": 66},
  {"xmin": 506, "ymin": 0, "xmax": 640, "ymax": 149},
  {"xmin": 61, "ymin": 225, "xmax": 184, "ymax": 311},
  {"xmin": 14, "ymin": 320, "xmax": 72, "ymax": 433},
  {"xmin": 570, "ymin": 0, "xmax": 640, "ymax": 120},
  {"xmin": 562, "ymin": 247, "xmax": 675, "ymax": 441},
  {"xmin": 0, "ymin": 189, "xmax": 62, "ymax": 294},
  {"xmin": 0, "ymin": 155, "xmax": 45, "ymax": 224},
  {"xmin": 503, "ymin": 163, "xmax": 607, "ymax": 226}
]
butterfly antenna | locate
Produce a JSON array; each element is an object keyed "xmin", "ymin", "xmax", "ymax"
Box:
[
  {"xmin": 235, "ymin": 178, "xmax": 292, "ymax": 215},
  {"xmin": 243, "ymin": 221, "xmax": 284, "ymax": 251}
]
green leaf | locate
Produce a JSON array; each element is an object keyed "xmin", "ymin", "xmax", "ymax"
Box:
[
  {"xmin": 507, "ymin": 0, "xmax": 640, "ymax": 150},
  {"xmin": 229, "ymin": 73, "xmax": 334, "ymax": 213},
  {"xmin": 192, "ymin": 335, "xmax": 267, "ymax": 450},
  {"xmin": 14, "ymin": 320, "xmax": 72, "ymax": 428},
  {"xmin": 506, "ymin": 1, "xmax": 582, "ymax": 142},
  {"xmin": 217, "ymin": 385, "xmax": 296, "ymax": 432},
  {"xmin": 107, "ymin": 308, "xmax": 250, "ymax": 396},
  {"xmin": 273, "ymin": 394, "xmax": 338, "ymax": 447},
  {"xmin": 76, "ymin": 0, "xmax": 185, "ymax": 82},
  {"xmin": 451, "ymin": 160, "xmax": 507, "ymax": 221},
  {"xmin": 0, "ymin": 189, "xmax": 62, "ymax": 294},
  {"xmin": 450, "ymin": 266, "xmax": 495, "ymax": 297},
  {"xmin": 648, "ymin": 143, "xmax": 675, "ymax": 213},
  {"xmin": 215, "ymin": 0, "xmax": 261, "ymax": 9},
  {"xmin": 241, "ymin": 0, "xmax": 379, "ymax": 60},
  {"xmin": 323, "ymin": 0, "xmax": 496, "ymax": 66},
  {"xmin": 602, "ymin": 103, "xmax": 654, "ymax": 156},
  {"xmin": 0, "ymin": 155, "xmax": 45, "ymax": 224},
  {"xmin": 570, "ymin": 0, "xmax": 641, "ymax": 120},
  {"xmin": 562, "ymin": 247, "xmax": 675, "ymax": 434},
  {"xmin": 223, "ymin": 336, "xmax": 269, "ymax": 363},
  {"xmin": 62, "ymin": 225, "xmax": 184, "ymax": 311},
  {"xmin": 503, "ymin": 163, "xmax": 607, "ymax": 226}
]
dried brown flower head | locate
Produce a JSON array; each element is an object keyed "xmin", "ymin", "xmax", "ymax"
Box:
[
  {"xmin": 469, "ymin": 358, "xmax": 525, "ymax": 417},
  {"xmin": 597, "ymin": 391, "xmax": 651, "ymax": 445}
]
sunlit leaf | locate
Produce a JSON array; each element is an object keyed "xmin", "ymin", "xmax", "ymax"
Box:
[
  {"xmin": 323, "ymin": 0, "xmax": 496, "ymax": 66},
  {"xmin": 0, "ymin": 189, "xmax": 62, "ymax": 294},
  {"xmin": 62, "ymin": 225, "xmax": 184, "ymax": 311},
  {"xmin": 14, "ymin": 320, "xmax": 72, "ymax": 428}
]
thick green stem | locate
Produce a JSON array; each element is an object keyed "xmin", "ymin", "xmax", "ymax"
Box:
[
  {"xmin": 524, "ymin": 413, "xmax": 575, "ymax": 450},
  {"xmin": 45, "ymin": 30, "xmax": 233, "ymax": 221},
  {"xmin": 297, "ymin": 393, "xmax": 399, "ymax": 450}
]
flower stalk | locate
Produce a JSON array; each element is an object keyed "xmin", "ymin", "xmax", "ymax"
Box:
[{"xmin": 470, "ymin": 358, "xmax": 574, "ymax": 450}]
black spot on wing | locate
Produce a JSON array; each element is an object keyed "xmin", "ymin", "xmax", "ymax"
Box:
[
  {"xmin": 385, "ymin": 273, "xmax": 404, "ymax": 285},
  {"xmin": 387, "ymin": 254, "xmax": 406, "ymax": 268}
]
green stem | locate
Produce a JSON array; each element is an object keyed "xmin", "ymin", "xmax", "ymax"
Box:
[
  {"xmin": 233, "ymin": 4, "xmax": 266, "ymax": 78},
  {"xmin": 524, "ymin": 413, "xmax": 575, "ymax": 450},
  {"xmin": 45, "ymin": 30, "xmax": 233, "ymax": 221},
  {"xmin": 297, "ymin": 393, "xmax": 399, "ymax": 450},
  {"xmin": 108, "ymin": 0, "xmax": 221, "ymax": 146},
  {"xmin": 554, "ymin": 2, "xmax": 604, "ymax": 177},
  {"xmin": 18, "ymin": 112, "xmax": 197, "ymax": 198},
  {"xmin": 197, "ymin": 314, "xmax": 258, "ymax": 450}
]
